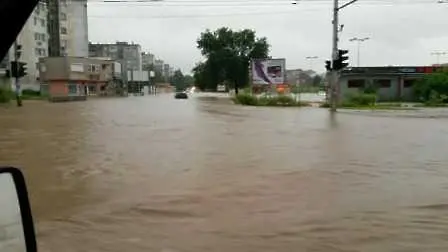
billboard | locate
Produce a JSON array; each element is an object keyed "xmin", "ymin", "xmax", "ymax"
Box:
[{"xmin": 251, "ymin": 58, "xmax": 286, "ymax": 85}]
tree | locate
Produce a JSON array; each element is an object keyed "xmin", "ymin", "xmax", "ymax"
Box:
[
  {"xmin": 195, "ymin": 27, "xmax": 270, "ymax": 94},
  {"xmin": 414, "ymin": 72, "xmax": 448, "ymax": 104},
  {"xmin": 312, "ymin": 75, "xmax": 323, "ymax": 86},
  {"xmin": 183, "ymin": 74, "xmax": 195, "ymax": 87},
  {"xmin": 170, "ymin": 69, "xmax": 186, "ymax": 91}
]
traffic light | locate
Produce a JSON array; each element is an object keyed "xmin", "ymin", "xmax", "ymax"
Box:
[
  {"xmin": 325, "ymin": 60, "xmax": 332, "ymax": 71},
  {"xmin": 333, "ymin": 49, "xmax": 349, "ymax": 70},
  {"xmin": 10, "ymin": 61, "xmax": 27, "ymax": 78},
  {"xmin": 18, "ymin": 62, "xmax": 27, "ymax": 77}
]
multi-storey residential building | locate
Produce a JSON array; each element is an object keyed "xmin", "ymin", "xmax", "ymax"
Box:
[
  {"xmin": 163, "ymin": 63, "xmax": 170, "ymax": 80},
  {"xmin": 154, "ymin": 59, "xmax": 164, "ymax": 74},
  {"xmin": 141, "ymin": 52, "xmax": 154, "ymax": 68},
  {"xmin": 59, "ymin": 0, "xmax": 88, "ymax": 57},
  {"xmin": 1, "ymin": 1, "xmax": 49, "ymax": 90},
  {"xmin": 89, "ymin": 42, "xmax": 142, "ymax": 72}
]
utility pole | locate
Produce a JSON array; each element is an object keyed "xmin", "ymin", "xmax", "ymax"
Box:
[
  {"xmin": 329, "ymin": 0, "xmax": 359, "ymax": 112},
  {"xmin": 349, "ymin": 37, "xmax": 370, "ymax": 67},
  {"xmin": 330, "ymin": 0, "xmax": 339, "ymax": 112}
]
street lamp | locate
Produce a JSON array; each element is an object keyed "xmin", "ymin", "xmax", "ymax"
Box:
[
  {"xmin": 431, "ymin": 51, "xmax": 447, "ymax": 65},
  {"xmin": 305, "ymin": 56, "xmax": 318, "ymax": 70},
  {"xmin": 349, "ymin": 37, "xmax": 370, "ymax": 67}
]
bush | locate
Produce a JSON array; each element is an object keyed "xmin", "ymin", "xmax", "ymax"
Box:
[
  {"xmin": 21, "ymin": 89, "xmax": 41, "ymax": 96},
  {"xmin": 233, "ymin": 93, "xmax": 258, "ymax": 106},
  {"xmin": 343, "ymin": 93, "xmax": 377, "ymax": 107},
  {"xmin": 414, "ymin": 72, "xmax": 448, "ymax": 104},
  {"xmin": 234, "ymin": 93, "xmax": 309, "ymax": 107},
  {"xmin": 0, "ymin": 87, "xmax": 13, "ymax": 103}
]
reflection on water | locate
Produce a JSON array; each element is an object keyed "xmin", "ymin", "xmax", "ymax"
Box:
[{"xmin": 1, "ymin": 96, "xmax": 448, "ymax": 252}]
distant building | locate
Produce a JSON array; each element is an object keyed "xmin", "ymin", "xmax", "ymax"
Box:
[
  {"xmin": 141, "ymin": 52, "xmax": 154, "ymax": 68},
  {"xmin": 336, "ymin": 66, "xmax": 447, "ymax": 102},
  {"xmin": 88, "ymin": 41, "xmax": 142, "ymax": 72},
  {"xmin": 163, "ymin": 63, "xmax": 170, "ymax": 80},
  {"xmin": 154, "ymin": 59, "xmax": 164, "ymax": 73},
  {"xmin": 39, "ymin": 56, "xmax": 125, "ymax": 101},
  {"xmin": 286, "ymin": 69, "xmax": 316, "ymax": 85}
]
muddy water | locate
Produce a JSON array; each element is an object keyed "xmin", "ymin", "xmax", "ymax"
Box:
[{"xmin": 1, "ymin": 95, "xmax": 448, "ymax": 252}]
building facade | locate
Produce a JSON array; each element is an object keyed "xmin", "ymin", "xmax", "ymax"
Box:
[
  {"xmin": 0, "ymin": 1, "xmax": 49, "ymax": 91},
  {"xmin": 88, "ymin": 42, "xmax": 142, "ymax": 72},
  {"xmin": 39, "ymin": 56, "xmax": 124, "ymax": 101},
  {"xmin": 141, "ymin": 52, "xmax": 154, "ymax": 68},
  {"xmin": 336, "ymin": 66, "xmax": 447, "ymax": 102},
  {"xmin": 59, "ymin": 0, "xmax": 89, "ymax": 57}
]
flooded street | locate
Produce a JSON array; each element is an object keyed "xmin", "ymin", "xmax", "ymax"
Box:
[{"xmin": 1, "ymin": 94, "xmax": 448, "ymax": 252}]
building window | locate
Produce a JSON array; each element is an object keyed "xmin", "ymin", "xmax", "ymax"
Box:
[
  {"xmin": 40, "ymin": 84, "xmax": 49, "ymax": 95},
  {"xmin": 35, "ymin": 48, "xmax": 46, "ymax": 57},
  {"xmin": 61, "ymin": 27, "xmax": 67, "ymax": 34},
  {"xmin": 34, "ymin": 33, "xmax": 46, "ymax": 41},
  {"xmin": 404, "ymin": 79, "xmax": 416, "ymax": 88},
  {"xmin": 375, "ymin": 79, "xmax": 392, "ymax": 88},
  {"xmin": 88, "ymin": 85, "xmax": 97, "ymax": 95},
  {"xmin": 347, "ymin": 79, "xmax": 365, "ymax": 88},
  {"xmin": 60, "ymin": 12, "xmax": 67, "ymax": 21},
  {"xmin": 91, "ymin": 64, "xmax": 100, "ymax": 73},
  {"xmin": 34, "ymin": 17, "xmax": 38, "ymax": 25},
  {"xmin": 68, "ymin": 83, "xmax": 78, "ymax": 95},
  {"xmin": 35, "ymin": 5, "xmax": 40, "ymax": 15}
]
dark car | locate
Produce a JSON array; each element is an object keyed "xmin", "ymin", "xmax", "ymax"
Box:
[{"xmin": 174, "ymin": 92, "xmax": 188, "ymax": 99}]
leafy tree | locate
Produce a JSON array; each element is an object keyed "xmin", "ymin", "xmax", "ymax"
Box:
[
  {"xmin": 183, "ymin": 74, "xmax": 195, "ymax": 87},
  {"xmin": 312, "ymin": 75, "xmax": 323, "ymax": 86},
  {"xmin": 414, "ymin": 72, "xmax": 448, "ymax": 104},
  {"xmin": 170, "ymin": 69, "xmax": 186, "ymax": 91},
  {"xmin": 195, "ymin": 27, "xmax": 270, "ymax": 94}
]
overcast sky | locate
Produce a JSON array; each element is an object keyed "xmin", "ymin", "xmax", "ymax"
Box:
[{"xmin": 87, "ymin": 0, "xmax": 448, "ymax": 74}]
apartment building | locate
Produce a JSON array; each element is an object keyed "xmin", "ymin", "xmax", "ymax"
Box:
[
  {"xmin": 141, "ymin": 52, "xmax": 155, "ymax": 68},
  {"xmin": 0, "ymin": 2, "xmax": 49, "ymax": 90},
  {"xmin": 0, "ymin": 0, "xmax": 89, "ymax": 91},
  {"xmin": 89, "ymin": 42, "xmax": 142, "ymax": 72},
  {"xmin": 59, "ymin": 0, "xmax": 89, "ymax": 57}
]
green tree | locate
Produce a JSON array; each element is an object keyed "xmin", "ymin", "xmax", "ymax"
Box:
[
  {"xmin": 312, "ymin": 75, "xmax": 323, "ymax": 86},
  {"xmin": 183, "ymin": 74, "xmax": 195, "ymax": 87},
  {"xmin": 195, "ymin": 27, "xmax": 270, "ymax": 94},
  {"xmin": 414, "ymin": 72, "xmax": 448, "ymax": 104},
  {"xmin": 170, "ymin": 69, "xmax": 186, "ymax": 91}
]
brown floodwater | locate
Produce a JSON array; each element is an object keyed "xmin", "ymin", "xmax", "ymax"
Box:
[{"xmin": 1, "ymin": 94, "xmax": 448, "ymax": 252}]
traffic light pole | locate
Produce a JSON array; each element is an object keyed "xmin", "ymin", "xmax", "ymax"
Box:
[
  {"xmin": 329, "ymin": 0, "xmax": 359, "ymax": 112},
  {"xmin": 330, "ymin": 0, "xmax": 339, "ymax": 112},
  {"xmin": 13, "ymin": 41, "xmax": 22, "ymax": 107}
]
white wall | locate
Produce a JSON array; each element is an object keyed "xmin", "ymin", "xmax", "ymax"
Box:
[
  {"xmin": 8, "ymin": 2, "xmax": 49, "ymax": 91},
  {"xmin": 64, "ymin": 0, "xmax": 88, "ymax": 57}
]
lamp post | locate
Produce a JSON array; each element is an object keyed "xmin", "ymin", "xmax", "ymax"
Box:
[
  {"xmin": 305, "ymin": 56, "xmax": 318, "ymax": 70},
  {"xmin": 431, "ymin": 52, "xmax": 447, "ymax": 65},
  {"xmin": 349, "ymin": 37, "xmax": 370, "ymax": 67}
]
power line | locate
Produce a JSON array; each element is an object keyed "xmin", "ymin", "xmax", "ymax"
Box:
[{"xmin": 87, "ymin": 0, "xmax": 445, "ymax": 6}]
